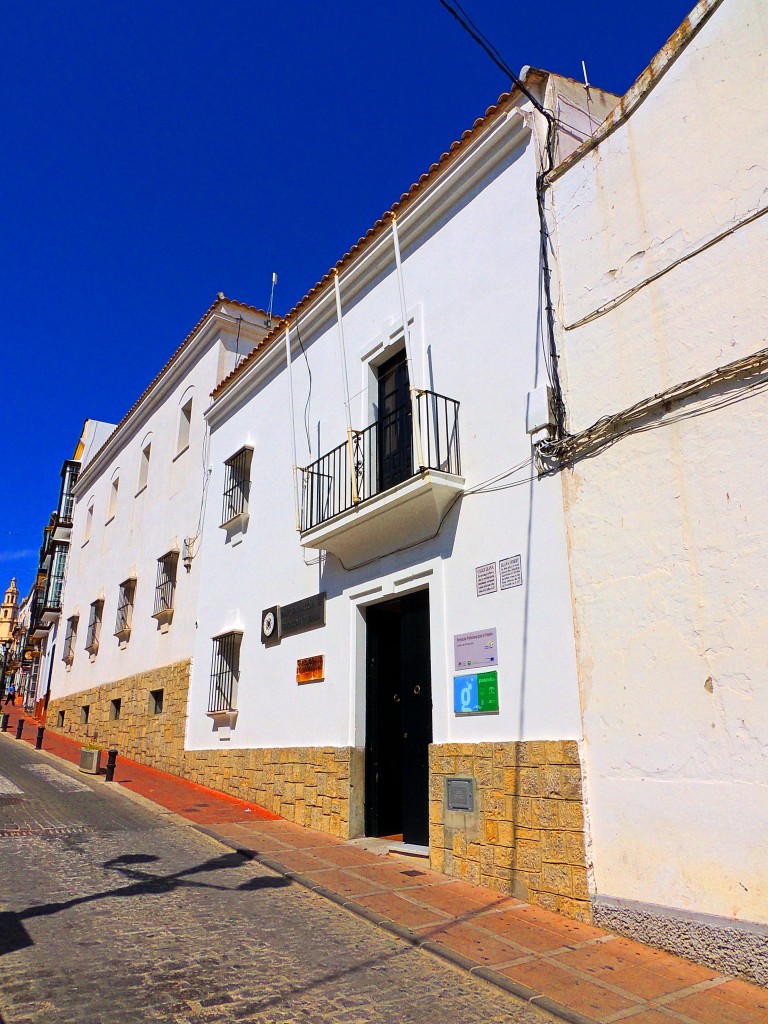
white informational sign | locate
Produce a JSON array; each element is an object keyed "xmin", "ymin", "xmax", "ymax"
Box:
[
  {"xmin": 454, "ymin": 628, "xmax": 498, "ymax": 671},
  {"xmin": 500, "ymin": 555, "xmax": 523, "ymax": 589},
  {"xmin": 475, "ymin": 562, "xmax": 498, "ymax": 596}
]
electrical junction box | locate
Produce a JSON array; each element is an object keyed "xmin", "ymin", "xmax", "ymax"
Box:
[
  {"xmin": 446, "ymin": 777, "xmax": 474, "ymax": 812},
  {"xmin": 525, "ymin": 385, "xmax": 554, "ymax": 435}
]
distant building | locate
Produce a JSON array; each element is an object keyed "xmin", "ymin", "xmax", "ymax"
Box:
[
  {"xmin": 0, "ymin": 577, "xmax": 18, "ymax": 644},
  {"xmin": 26, "ymin": 420, "xmax": 117, "ymax": 716}
]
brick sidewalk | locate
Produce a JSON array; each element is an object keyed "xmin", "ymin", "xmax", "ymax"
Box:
[{"xmin": 2, "ymin": 707, "xmax": 766, "ymax": 1024}]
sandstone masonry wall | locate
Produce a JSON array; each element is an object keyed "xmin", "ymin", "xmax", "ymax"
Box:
[
  {"xmin": 429, "ymin": 740, "xmax": 590, "ymax": 921},
  {"xmin": 45, "ymin": 661, "xmax": 358, "ymax": 838}
]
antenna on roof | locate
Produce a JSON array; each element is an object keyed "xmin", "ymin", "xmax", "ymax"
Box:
[
  {"xmin": 266, "ymin": 272, "xmax": 277, "ymax": 329},
  {"xmin": 581, "ymin": 60, "xmax": 596, "ymax": 132}
]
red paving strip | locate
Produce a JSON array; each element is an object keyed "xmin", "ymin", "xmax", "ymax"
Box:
[
  {"xmin": 0, "ymin": 708, "xmax": 278, "ymax": 823},
  {"xmin": 2, "ymin": 706, "xmax": 767, "ymax": 1024}
]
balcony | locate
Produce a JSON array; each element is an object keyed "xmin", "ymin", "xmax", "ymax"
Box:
[
  {"xmin": 40, "ymin": 574, "xmax": 66, "ymax": 625},
  {"xmin": 298, "ymin": 390, "xmax": 464, "ymax": 565}
]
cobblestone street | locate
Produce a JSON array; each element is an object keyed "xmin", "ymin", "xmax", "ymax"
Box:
[{"xmin": 0, "ymin": 740, "xmax": 555, "ymax": 1024}]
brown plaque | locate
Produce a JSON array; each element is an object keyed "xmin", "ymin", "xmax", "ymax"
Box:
[{"xmin": 296, "ymin": 655, "xmax": 324, "ymax": 684}]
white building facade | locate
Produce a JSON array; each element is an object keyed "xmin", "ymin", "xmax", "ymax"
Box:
[
  {"xmin": 179, "ymin": 73, "xmax": 614, "ymax": 919},
  {"xmin": 546, "ymin": 0, "xmax": 767, "ymax": 979}
]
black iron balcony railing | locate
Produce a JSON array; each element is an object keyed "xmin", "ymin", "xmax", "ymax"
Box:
[
  {"xmin": 298, "ymin": 389, "xmax": 460, "ymax": 533},
  {"xmin": 43, "ymin": 544, "xmax": 68, "ymax": 612}
]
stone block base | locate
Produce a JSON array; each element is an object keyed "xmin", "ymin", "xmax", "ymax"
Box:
[
  {"xmin": 45, "ymin": 663, "xmax": 359, "ymax": 839},
  {"xmin": 429, "ymin": 740, "xmax": 591, "ymax": 922}
]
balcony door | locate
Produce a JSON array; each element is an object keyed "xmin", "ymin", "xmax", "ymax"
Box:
[{"xmin": 377, "ymin": 350, "xmax": 413, "ymax": 491}]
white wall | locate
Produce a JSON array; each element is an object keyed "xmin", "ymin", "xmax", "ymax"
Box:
[
  {"xmin": 551, "ymin": 0, "xmax": 768, "ymax": 924},
  {"xmin": 49, "ymin": 308, "xmax": 266, "ymax": 700},
  {"xmin": 187, "ymin": 102, "xmax": 582, "ymax": 756}
]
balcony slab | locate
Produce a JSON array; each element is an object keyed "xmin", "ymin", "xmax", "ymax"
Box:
[{"xmin": 300, "ymin": 469, "xmax": 464, "ymax": 566}]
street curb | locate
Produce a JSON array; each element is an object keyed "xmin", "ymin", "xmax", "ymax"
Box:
[
  {"xmin": 0, "ymin": 731, "xmax": 233, "ymax": 846},
  {"xmin": 192, "ymin": 822, "xmax": 603, "ymax": 1024}
]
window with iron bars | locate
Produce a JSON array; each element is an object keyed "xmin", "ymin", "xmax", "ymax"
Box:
[
  {"xmin": 63, "ymin": 615, "xmax": 78, "ymax": 663},
  {"xmin": 153, "ymin": 552, "xmax": 178, "ymax": 617},
  {"xmin": 221, "ymin": 447, "xmax": 253, "ymax": 525},
  {"xmin": 115, "ymin": 578, "xmax": 136, "ymax": 638},
  {"xmin": 85, "ymin": 600, "xmax": 103, "ymax": 654},
  {"xmin": 208, "ymin": 632, "xmax": 242, "ymax": 713}
]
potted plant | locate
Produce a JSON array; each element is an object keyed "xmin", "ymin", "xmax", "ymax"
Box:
[{"xmin": 79, "ymin": 742, "xmax": 102, "ymax": 774}]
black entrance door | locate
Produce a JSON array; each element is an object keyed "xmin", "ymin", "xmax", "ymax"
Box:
[
  {"xmin": 365, "ymin": 590, "xmax": 432, "ymax": 846},
  {"xmin": 377, "ymin": 349, "xmax": 413, "ymax": 491}
]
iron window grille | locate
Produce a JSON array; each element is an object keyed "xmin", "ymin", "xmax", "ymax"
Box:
[
  {"xmin": 63, "ymin": 615, "xmax": 78, "ymax": 663},
  {"xmin": 115, "ymin": 578, "xmax": 136, "ymax": 637},
  {"xmin": 208, "ymin": 632, "xmax": 242, "ymax": 713},
  {"xmin": 85, "ymin": 600, "xmax": 104, "ymax": 654},
  {"xmin": 153, "ymin": 552, "xmax": 179, "ymax": 617},
  {"xmin": 221, "ymin": 447, "xmax": 253, "ymax": 525}
]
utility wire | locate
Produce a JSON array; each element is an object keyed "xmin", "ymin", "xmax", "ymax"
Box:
[
  {"xmin": 564, "ymin": 203, "xmax": 768, "ymax": 332},
  {"xmin": 536, "ymin": 343, "xmax": 768, "ymax": 469},
  {"xmin": 436, "ymin": 0, "xmax": 567, "ymax": 437},
  {"xmin": 294, "ymin": 315, "xmax": 313, "ymax": 457},
  {"xmin": 436, "ymin": 0, "xmax": 546, "ymax": 114}
]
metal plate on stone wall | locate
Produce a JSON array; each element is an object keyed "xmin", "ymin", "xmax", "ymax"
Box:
[{"xmin": 446, "ymin": 777, "xmax": 474, "ymax": 812}]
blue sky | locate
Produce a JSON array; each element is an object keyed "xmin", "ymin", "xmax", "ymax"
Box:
[{"xmin": 1, "ymin": 0, "xmax": 694, "ymax": 594}]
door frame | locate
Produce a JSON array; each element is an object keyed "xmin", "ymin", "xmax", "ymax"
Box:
[{"xmin": 346, "ymin": 561, "xmax": 446, "ymax": 840}]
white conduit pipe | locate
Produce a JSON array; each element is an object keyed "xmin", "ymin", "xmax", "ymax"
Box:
[
  {"xmin": 284, "ymin": 323, "xmax": 301, "ymax": 530},
  {"xmin": 391, "ymin": 213, "xmax": 425, "ymax": 469},
  {"xmin": 333, "ymin": 270, "xmax": 360, "ymax": 504}
]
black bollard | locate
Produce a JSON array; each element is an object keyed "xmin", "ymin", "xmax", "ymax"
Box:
[
  {"xmin": 35, "ymin": 725, "xmax": 45, "ymax": 750},
  {"xmin": 105, "ymin": 749, "xmax": 118, "ymax": 782},
  {"xmin": 0, "ymin": 713, "xmax": 8, "ymax": 732},
  {"xmin": 15, "ymin": 718, "xmax": 24, "ymax": 740}
]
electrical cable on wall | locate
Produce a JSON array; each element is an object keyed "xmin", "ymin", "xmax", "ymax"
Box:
[
  {"xmin": 436, "ymin": 0, "xmax": 567, "ymax": 438},
  {"xmin": 563, "ymin": 203, "xmax": 768, "ymax": 332},
  {"xmin": 186, "ymin": 419, "xmax": 213, "ymax": 567},
  {"xmin": 294, "ymin": 315, "xmax": 313, "ymax": 457},
  {"xmin": 233, "ymin": 316, "xmax": 243, "ymax": 366},
  {"xmin": 536, "ymin": 344, "xmax": 768, "ymax": 470}
]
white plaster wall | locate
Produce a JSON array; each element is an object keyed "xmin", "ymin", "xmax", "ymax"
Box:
[
  {"xmin": 551, "ymin": 0, "xmax": 768, "ymax": 924},
  {"xmin": 187, "ymin": 112, "xmax": 582, "ymax": 755},
  {"xmin": 49, "ymin": 315, "xmax": 263, "ymax": 701}
]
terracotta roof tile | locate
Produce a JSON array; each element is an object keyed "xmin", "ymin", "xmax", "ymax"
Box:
[
  {"xmin": 210, "ymin": 80, "xmax": 542, "ymax": 400},
  {"xmin": 82, "ymin": 296, "xmax": 268, "ymax": 477}
]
